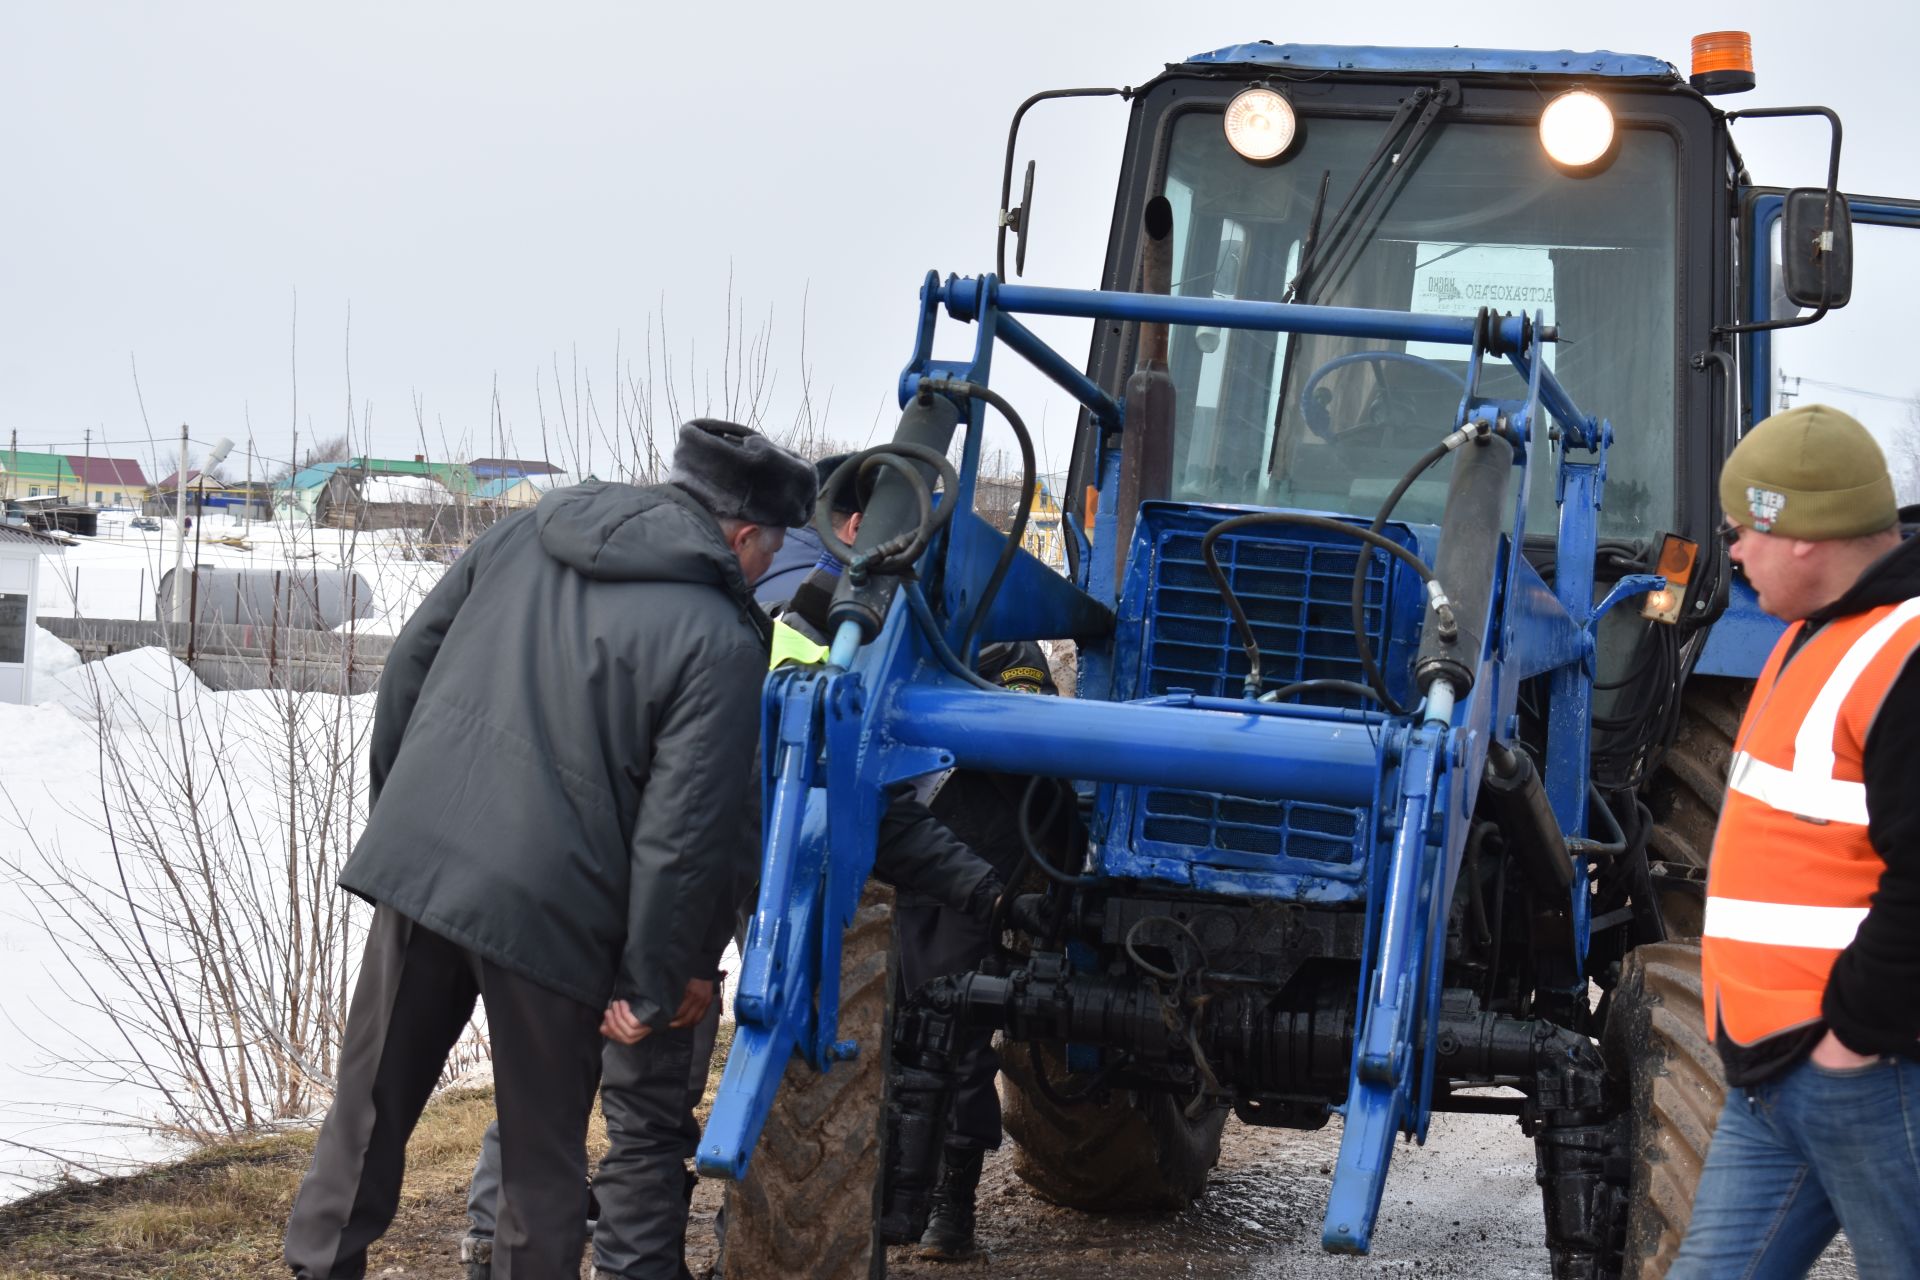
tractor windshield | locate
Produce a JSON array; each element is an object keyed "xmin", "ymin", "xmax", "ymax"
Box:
[{"xmin": 1160, "ymin": 107, "xmax": 1679, "ymax": 541}]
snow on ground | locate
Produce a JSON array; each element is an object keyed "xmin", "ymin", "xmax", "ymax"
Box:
[
  {"xmin": 32, "ymin": 514, "xmax": 447, "ymax": 634},
  {"xmin": 1, "ymin": 517, "xmax": 746, "ymax": 1203},
  {"xmin": 357, "ymin": 475, "xmax": 449, "ymax": 506},
  {"xmin": 0, "ymin": 631, "xmax": 378, "ymax": 1200}
]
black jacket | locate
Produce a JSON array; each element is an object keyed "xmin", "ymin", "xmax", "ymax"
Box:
[
  {"xmin": 340, "ymin": 482, "xmax": 769, "ymax": 1026},
  {"xmin": 1719, "ymin": 534, "xmax": 1920, "ymax": 1083}
]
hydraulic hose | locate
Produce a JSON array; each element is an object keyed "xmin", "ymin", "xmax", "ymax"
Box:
[
  {"xmin": 1018, "ymin": 775, "xmax": 1097, "ymax": 887},
  {"xmin": 1201, "ymin": 511, "xmax": 1452, "ymax": 702},
  {"xmin": 903, "ymin": 582, "xmax": 1001, "ymax": 691},
  {"xmin": 1258, "ymin": 678, "xmax": 1388, "ymax": 707},
  {"xmin": 1349, "ymin": 421, "xmax": 1495, "ymax": 713},
  {"xmin": 815, "ymin": 441, "xmax": 960, "ymax": 576}
]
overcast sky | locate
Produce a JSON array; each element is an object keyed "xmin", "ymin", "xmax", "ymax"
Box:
[{"xmin": 3, "ymin": 2, "xmax": 1915, "ymax": 486}]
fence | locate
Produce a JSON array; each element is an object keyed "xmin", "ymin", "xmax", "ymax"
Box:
[{"xmin": 39, "ymin": 616, "xmax": 394, "ymax": 695}]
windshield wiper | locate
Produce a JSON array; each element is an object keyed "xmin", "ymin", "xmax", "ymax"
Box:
[{"xmin": 1284, "ymin": 80, "xmax": 1458, "ymax": 305}]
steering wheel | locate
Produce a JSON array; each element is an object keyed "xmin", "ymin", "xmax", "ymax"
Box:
[{"xmin": 1299, "ymin": 351, "xmax": 1467, "ymax": 442}]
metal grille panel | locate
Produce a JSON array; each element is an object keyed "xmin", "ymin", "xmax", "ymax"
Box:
[
  {"xmin": 1141, "ymin": 527, "xmax": 1393, "ymax": 704},
  {"xmin": 1108, "ymin": 507, "xmax": 1427, "ymax": 893}
]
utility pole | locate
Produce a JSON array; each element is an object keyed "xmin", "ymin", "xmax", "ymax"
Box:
[
  {"xmin": 1778, "ymin": 370, "xmax": 1802, "ymax": 413},
  {"xmin": 244, "ymin": 436, "xmax": 253, "ymax": 527},
  {"xmin": 172, "ymin": 425, "xmax": 191, "ymax": 625},
  {"xmin": 7, "ymin": 429, "xmax": 14, "ymax": 504},
  {"xmin": 82, "ymin": 427, "xmax": 92, "ymax": 507}
]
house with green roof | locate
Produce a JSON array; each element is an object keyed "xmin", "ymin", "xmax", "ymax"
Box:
[{"xmin": 2, "ymin": 449, "xmax": 150, "ymax": 506}]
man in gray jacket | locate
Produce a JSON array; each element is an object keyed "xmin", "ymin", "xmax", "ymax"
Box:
[
  {"xmin": 459, "ymin": 463, "xmax": 1006, "ymax": 1280},
  {"xmin": 284, "ymin": 420, "xmax": 816, "ymax": 1280}
]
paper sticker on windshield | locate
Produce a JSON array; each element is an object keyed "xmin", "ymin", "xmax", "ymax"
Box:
[
  {"xmin": 1746, "ymin": 486, "xmax": 1786, "ymax": 532},
  {"xmin": 1408, "ymin": 243, "xmax": 1557, "ymax": 368}
]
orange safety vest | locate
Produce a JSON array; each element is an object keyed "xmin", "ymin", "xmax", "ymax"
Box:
[{"xmin": 1701, "ymin": 596, "xmax": 1920, "ymax": 1045}]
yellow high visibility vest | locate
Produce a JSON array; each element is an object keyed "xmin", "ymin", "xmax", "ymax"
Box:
[{"xmin": 769, "ymin": 618, "xmax": 830, "ymax": 671}]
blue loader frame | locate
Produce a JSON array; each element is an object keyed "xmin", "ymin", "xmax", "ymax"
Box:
[{"xmin": 698, "ymin": 271, "xmax": 1659, "ymax": 1255}]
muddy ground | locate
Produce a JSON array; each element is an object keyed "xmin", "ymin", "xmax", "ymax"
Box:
[{"xmin": 0, "ymin": 1089, "xmax": 1854, "ymax": 1278}]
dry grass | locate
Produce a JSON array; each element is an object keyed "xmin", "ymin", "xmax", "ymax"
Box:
[
  {"xmin": 0, "ymin": 1029, "xmax": 737, "ymax": 1279},
  {"xmin": 0, "ymin": 1089, "xmax": 496, "ymax": 1277}
]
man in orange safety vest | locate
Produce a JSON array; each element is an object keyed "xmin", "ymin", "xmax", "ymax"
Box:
[{"xmin": 1674, "ymin": 404, "xmax": 1920, "ymax": 1279}]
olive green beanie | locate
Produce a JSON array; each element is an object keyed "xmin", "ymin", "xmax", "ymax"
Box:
[{"xmin": 1719, "ymin": 403, "xmax": 1897, "ymax": 539}]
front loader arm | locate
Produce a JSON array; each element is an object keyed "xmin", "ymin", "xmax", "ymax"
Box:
[
  {"xmin": 697, "ymin": 625, "xmax": 948, "ymax": 1179},
  {"xmin": 700, "ymin": 275, "xmax": 1636, "ymax": 1265}
]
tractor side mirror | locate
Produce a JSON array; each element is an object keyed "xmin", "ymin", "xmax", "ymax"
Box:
[
  {"xmin": 1780, "ymin": 187, "xmax": 1853, "ymax": 310},
  {"xmin": 1005, "ymin": 160, "xmax": 1037, "ymax": 277}
]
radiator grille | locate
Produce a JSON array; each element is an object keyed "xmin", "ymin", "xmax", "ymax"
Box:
[
  {"xmin": 1112, "ymin": 508, "xmax": 1424, "ymax": 892},
  {"xmin": 1141, "ymin": 526, "xmax": 1393, "ymax": 705}
]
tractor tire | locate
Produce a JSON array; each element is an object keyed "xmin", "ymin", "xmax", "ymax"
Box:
[
  {"xmin": 1000, "ymin": 1042, "xmax": 1226, "ymax": 1211},
  {"xmin": 1645, "ymin": 676, "xmax": 1750, "ymax": 939},
  {"xmin": 720, "ymin": 885, "xmax": 896, "ymax": 1280},
  {"xmin": 1602, "ymin": 941, "xmax": 1726, "ymax": 1280}
]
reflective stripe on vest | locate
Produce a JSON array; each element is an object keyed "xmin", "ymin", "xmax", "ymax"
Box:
[
  {"xmin": 1702, "ymin": 897, "xmax": 1869, "ymax": 950},
  {"xmin": 1701, "ymin": 594, "xmax": 1920, "ymax": 1044},
  {"xmin": 1724, "ymin": 752, "xmax": 1867, "ymax": 826},
  {"xmin": 769, "ymin": 618, "xmax": 829, "ymax": 670}
]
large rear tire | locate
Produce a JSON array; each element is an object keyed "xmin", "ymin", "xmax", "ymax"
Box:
[
  {"xmin": 999, "ymin": 1043, "xmax": 1226, "ymax": 1211},
  {"xmin": 1645, "ymin": 677, "xmax": 1750, "ymax": 939},
  {"xmin": 1602, "ymin": 942, "xmax": 1726, "ymax": 1279},
  {"xmin": 721, "ymin": 885, "xmax": 896, "ymax": 1280}
]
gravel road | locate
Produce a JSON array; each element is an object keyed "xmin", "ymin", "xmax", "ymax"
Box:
[{"xmin": 856, "ymin": 1109, "xmax": 1850, "ymax": 1279}]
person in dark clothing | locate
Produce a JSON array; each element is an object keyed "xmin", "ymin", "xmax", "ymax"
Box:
[
  {"xmin": 752, "ymin": 451, "xmax": 866, "ymax": 612},
  {"xmin": 1674, "ymin": 405, "xmax": 1920, "ymax": 1279},
  {"xmin": 457, "ymin": 458, "xmax": 1003, "ymax": 1279},
  {"xmin": 768, "ymin": 459, "xmax": 1058, "ymax": 1261},
  {"xmin": 896, "ymin": 646, "xmax": 1056, "ymax": 1262},
  {"xmin": 458, "ymin": 757, "xmax": 1003, "ymax": 1280},
  {"xmin": 283, "ymin": 420, "xmax": 816, "ymax": 1280},
  {"xmin": 461, "ymin": 1004, "xmax": 721, "ymax": 1280}
]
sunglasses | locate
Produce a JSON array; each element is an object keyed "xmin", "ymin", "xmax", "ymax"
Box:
[{"xmin": 1717, "ymin": 519, "xmax": 1745, "ymax": 548}]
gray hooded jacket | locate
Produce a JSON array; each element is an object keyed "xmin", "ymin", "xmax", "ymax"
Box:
[{"xmin": 339, "ymin": 481, "xmax": 768, "ymax": 1026}]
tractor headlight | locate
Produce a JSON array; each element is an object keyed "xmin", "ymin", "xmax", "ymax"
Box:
[
  {"xmin": 1539, "ymin": 90, "xmax": 1615, "ymax": 170},
  {"xmin": 1224, "ymin": 87, "xmax": 1296, "ymax": 162}
]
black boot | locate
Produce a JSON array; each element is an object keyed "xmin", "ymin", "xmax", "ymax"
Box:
[
  {"xmin": 679, "ymin": 1165, "xmax": 699, "ymax": 1280},
  {"xmin": 916, "ymin": 1145, "xmax": 984, "ymax": 1261}
]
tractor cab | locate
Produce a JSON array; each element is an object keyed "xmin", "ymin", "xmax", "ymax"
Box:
[{"xmin": 1071, "ymin": 45, "xmax": 1719, "ymax": 599}]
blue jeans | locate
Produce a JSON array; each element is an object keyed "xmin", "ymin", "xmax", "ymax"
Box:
[{"xmin": 1671, "ymin": 1053, "xmax": 1920, "ymax": 1279}]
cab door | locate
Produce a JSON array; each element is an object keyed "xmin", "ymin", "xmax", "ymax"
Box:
[{"xmin": 1695, "ymin": 190, "xmax": 1920, "ymax": 678}]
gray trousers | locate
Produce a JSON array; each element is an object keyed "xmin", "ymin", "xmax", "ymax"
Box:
[
  {"xmin": 468, "ymin": 996, "xmax": 721, "ymax": 1279},
  {"xmin": 286, "ymin": 905, "xmax": 604, "ymax": 1280}
]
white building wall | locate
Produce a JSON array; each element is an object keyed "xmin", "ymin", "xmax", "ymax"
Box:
[{"xmin": 0, "ymin": 548, "xmax": 40, "ymax": 704}]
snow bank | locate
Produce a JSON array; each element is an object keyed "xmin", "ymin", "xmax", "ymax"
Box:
[
  {"xmin": 32, "ymin": 626, "xmax": 80, "ymax": 683},
  {"xmin": 1, "ymin": 646, "xmax": 379, "ymax": 1199},
  {"xmin": 43, "ymin": 645, "xmax": 204, "ymax": 726}
]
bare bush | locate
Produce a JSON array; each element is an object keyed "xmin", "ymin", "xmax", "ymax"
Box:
[
  {"xmin": 1, "ymin": 644, "xmax": 370, "ymax": 1142},
  {"xmin": 1, "ymin": 293, "xmax": 828, "ymax": 1173}
]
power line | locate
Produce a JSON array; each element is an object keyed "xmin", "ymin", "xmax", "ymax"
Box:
[{"xmin": 1779, "ymin": 372, "xmax": 1916, "ymax": 405}]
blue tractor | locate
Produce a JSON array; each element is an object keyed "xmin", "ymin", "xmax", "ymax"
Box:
[{"xmin": 699, "ymin": 39, "xmax": 1909, "ymax": 1279}]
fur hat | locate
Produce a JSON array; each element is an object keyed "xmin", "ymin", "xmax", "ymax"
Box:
[{"xmin": 668, "ymin": 419, "xmax": 816, "ymax": 529}]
